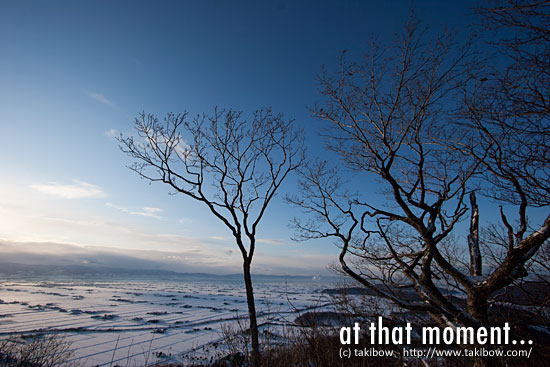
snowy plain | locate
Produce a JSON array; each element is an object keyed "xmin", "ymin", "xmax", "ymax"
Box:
[{"xmin": 0, "ymin": 274, "xmax": 337, "ymax": 366}]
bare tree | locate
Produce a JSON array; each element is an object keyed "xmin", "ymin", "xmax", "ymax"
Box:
[
  {"xmin": 288, "ymin": 15, "xmax": 549, "ymax": 366},
  {"xmin": 470, "ymin": 0, "xmax": 550, "ymax": 206},
  {"xmin": 459, "ymin": 0, "xmax": 550, "ymax": 337},
  {"xmin": 118, "ymin": 107, "xmax": 303, "ymax": 365}
]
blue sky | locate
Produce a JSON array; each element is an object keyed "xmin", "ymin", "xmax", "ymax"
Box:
[{"xmin": 0, "ymin": 1, "xmax": 478, "ymax": 275}]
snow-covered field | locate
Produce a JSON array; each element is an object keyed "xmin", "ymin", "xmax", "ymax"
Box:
[{"xmin": 0, "ymin": 275, "xmax": 335, "ymax": 366}]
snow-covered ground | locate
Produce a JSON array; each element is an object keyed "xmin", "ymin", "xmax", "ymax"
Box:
[{"xmin": 0, "ymin": 276, "xmax": 336, "ymax": 366}]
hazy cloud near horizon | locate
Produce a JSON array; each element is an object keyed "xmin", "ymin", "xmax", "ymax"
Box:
[
  {"xmin": 0, "ymin": 240, "xmax": 238, "ymax": 274},
  {"xmin": 0, "ymin": 240, "xmax": 332, "ymax": 276}
]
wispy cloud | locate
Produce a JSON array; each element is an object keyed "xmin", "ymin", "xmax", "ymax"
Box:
[
  {"xmin": 30, "ymin": 180, "xmax": 106, "ymax": 199},
  {"xmin": 87, "ymin": 91, "xmax": 115, "ymax": 107},
  {"xmin": 210, "ymin": 236, "xmax": 227, "ymax": 241},
  {"xmin": 209, "ymin": 236, "xmax": 286, "ymax": 246},
  {"xmin": 106, "ymin": 203, "xmax": 163, "ymax": 220},
  {"xmin": 143, "ymin": 207, "xmax": 162, "ymax": 214},
  {"xmin": 257, "ymin": 238, "xmax": 286, "ymax": 246},
  {"xmin": 104, "ymin": 128, "xmax": 118, "ymax": 138},
  {"xmin": 178, "ymin": 217, "xmax": 193, "ymax": 225}
]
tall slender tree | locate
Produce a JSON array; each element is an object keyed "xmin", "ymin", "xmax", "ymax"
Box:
[{"xmin": 119, "ymin": 108, "xmax": 303, "ymax": 365}]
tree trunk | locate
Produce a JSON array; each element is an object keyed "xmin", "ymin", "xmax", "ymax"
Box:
[
  {"xmin": 468, "ymin": 192, "xmax": 482, "ymax": 276},
  {"xmin": 467, "ymin": 288, "xmax": 489, "ymax": 325},
  {"xmin": 467, "ymin": 289, "xmax": 494, "ymax": 367},
  {"xmin": 243, "ymin": 259, "xmax": 260, "ymax": 366}
]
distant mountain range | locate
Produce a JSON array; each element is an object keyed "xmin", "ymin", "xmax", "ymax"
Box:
[{"xmin": 0, "ymin": 262, "xmax": 327, "ymax": 281}]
